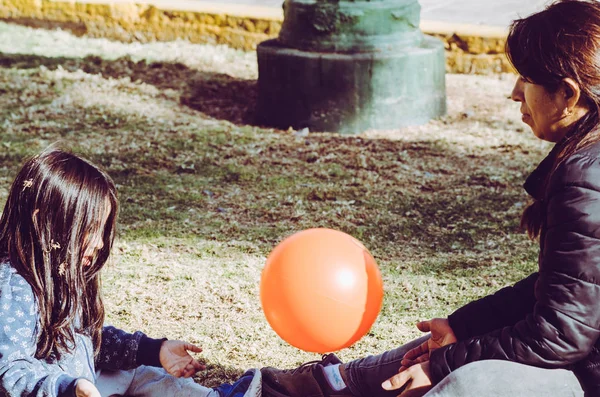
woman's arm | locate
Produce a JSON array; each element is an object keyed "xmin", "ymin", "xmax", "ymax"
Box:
[
  {"xmin": 448, "ymin": 272, "xmax": 538, "ymax": 340},
  {"xmin": 430, "ymin": 154, "xmax": 600, "ymax": 382}
]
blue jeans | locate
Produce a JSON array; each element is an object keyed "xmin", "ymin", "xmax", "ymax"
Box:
[
  {"xmin": 96, "ymin": 366, "xmax": 219, "ymax": 397},
  {"xmin": 95, "ymin": 366, "xmax": 262, "ymax": 397},
  {"xmin": 344, "ymin": 336, "xmax": 584, "ymax": 397}
]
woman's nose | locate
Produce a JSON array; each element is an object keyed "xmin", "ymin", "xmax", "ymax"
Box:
[{"xmin": 511, "ymin": 78, "xmax": 524, "ymax": 102}]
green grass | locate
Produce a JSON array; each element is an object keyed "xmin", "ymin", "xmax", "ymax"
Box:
[{"xmin": 0, "ymin": 21, "xmax": 548, "ymax": 385}]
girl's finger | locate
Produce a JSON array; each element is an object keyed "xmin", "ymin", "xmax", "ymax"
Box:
[
  {"xmin": 185, "ymin": 343, "xmax": 203, "ymax": 353},
  {"xmin": 193, "ymin": 361, "xmax": 205, "ymax": 370}
]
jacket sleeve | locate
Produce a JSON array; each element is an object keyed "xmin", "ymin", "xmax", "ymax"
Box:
[
  {"xmin": 448, "ymin": 272, "xmax": 538, "ymax": 340},
  {"xmin": 431, "ymin": 153, "xmax": 600, "ymax": 383},
  {"xmin": 96, "ymin": 326, "xmax": 165, "ymax": 370},
  {"xmin": 0, "ymin": 266, "xmax": 77, "ymax": 397}
]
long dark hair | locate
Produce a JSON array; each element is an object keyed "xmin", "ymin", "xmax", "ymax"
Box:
[
  {"xmin": 506, "ymin": 0, "xmax": 600, "ymax": 238},
  {"xmin": 0, "ymin": 148, "xmax": 118, "ymax": 359}
]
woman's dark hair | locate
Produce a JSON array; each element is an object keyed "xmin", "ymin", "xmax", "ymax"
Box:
[
  {"xmin": 506, "ymin": 0, "xmax": 600, "ymax": 238},
  {"xmin": 0, "ymin": 148, "xmax": 118, "ymax": 359}
]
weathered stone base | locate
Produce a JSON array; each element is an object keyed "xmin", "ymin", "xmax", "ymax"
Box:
[{"xmin": 256, "ymin": 36, "xmax": 446, "ymax": 134}]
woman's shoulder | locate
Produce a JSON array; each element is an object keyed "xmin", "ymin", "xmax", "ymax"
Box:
[
  {"xmin": 550, "ymin": 140, "xmax": 600, "ymax": 192},
  {"xmin": 574, "ymin": 139, "xmax": 600, "ymax": 158}
]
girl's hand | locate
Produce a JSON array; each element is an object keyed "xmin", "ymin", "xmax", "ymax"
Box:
[
  {"xmin": 75, "ymin": 378, "xmax": 101, "ymax": 397},
  {"xmin": 382, "ymin": 361, "xmax": 432, "ymax": 397},
  {"xmin": 400, "ymin": 318, "xmax": 457, "ymax": 370},
  {"xmin": 159, "ymin": 340, "xmax": 206, "ymax": 378}
]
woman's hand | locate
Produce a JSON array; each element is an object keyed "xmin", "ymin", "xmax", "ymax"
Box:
[
  {"xmin": 75, "ymin": 378, "xmax": 101, "ymax": 397},
  {"xmin": 159, "ymin": 340, "xmax": 206, "ymax": 378},
  {"xmin": 382, "ymin": 361, "xmax": 433, "ymax": 397},
  {"xmin": 400, "ymin": 318, "xmax": 457, "ymax": 370}
]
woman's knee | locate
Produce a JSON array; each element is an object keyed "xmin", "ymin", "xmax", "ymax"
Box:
[{"xmin": 428, "ymin": 360, "xmax": 509, "ymax": 396}]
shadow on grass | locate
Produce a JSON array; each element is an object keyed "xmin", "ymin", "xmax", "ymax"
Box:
[
  {"xmin": 96, "ymin": 132, "xmax": 531, "ymax": 269},
  {"xmin": 194, "ymin": 361, "xmax": 248, "ymax": 388},
  {"xmin": 0, "ymin": 18, "xmax": 88, "ymax": 36},
  {"xmin": 0, "ymin": 50, "xmax": 537, "ymax": 276},
  {"xmin": 0, "ymin": 52, "xmax": 258, "ymax": 125}
]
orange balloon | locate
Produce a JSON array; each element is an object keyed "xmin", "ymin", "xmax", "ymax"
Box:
[{"xmin": 260, "ymin": 228, "xmax": 384, "ymax": 353}]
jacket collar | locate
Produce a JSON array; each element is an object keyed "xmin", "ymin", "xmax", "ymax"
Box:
[{"xmin": 523, "ymin": 143, "xmax": 562, "ymax": 201}]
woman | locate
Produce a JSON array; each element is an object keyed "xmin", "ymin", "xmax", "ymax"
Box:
[{"xmin": 261, "ymin": 0, "xmax": 600, "ymax": 396}]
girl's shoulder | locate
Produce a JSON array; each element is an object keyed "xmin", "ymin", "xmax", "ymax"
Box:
[{"xmin": 0, "ymin": 259, "xmax": 33, "ymax": 298}]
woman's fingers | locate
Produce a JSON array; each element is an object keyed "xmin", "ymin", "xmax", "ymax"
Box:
[
  {"xmin": 382, "ymin": 370, "xmax": 411, "ymax": 391},
  {"xmin": 400, "ymin": 352, "xmax": 429, "ymax": 368},
  {"xmin": 403, "ymin": 339, "xmax": 430, "ymax": 361},
  {"xmin": 416, "ymin": 320, "xmax": 432, "ymax": 333}
]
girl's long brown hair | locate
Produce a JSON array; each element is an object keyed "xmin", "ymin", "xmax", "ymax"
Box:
[
  {"xmin": 506, "ymin": 0, "xmax": 600, "ymax": 238},
  {"xmin": 0, "ymin": 148, "xmax": 118, "ymax": 359}
]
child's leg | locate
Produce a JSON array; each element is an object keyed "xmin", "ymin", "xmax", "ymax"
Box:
[
  {"xmin": 96, "ymin": 366, "xmax": 262, "ymax": 397},
  {"xmin": 94, "ymin": 368, "xmax": 135, "ymax": 396},
  {"xmin": 96, "ymin": 366, "xmax": 217, "ymax": 397}
]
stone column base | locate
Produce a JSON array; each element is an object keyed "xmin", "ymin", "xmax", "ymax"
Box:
[{"xmin": 256, "ymin": 36, "xmax": 447, "ymax": 134}]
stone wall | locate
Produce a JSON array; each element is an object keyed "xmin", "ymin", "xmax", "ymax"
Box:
[{"xmin": 0, "ymin": 0, "xmax": 514, "ymax": 74}]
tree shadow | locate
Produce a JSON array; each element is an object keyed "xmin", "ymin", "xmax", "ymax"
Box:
[
  {"xmin": 0, "ymin": 50, "xmax": 535, "ymax": 275},
  {"xmin": 0, "ymin": 52, "xmax": 258, "ymax": 125},
  {"xmin": 194, "ymin": 360, "xmax": 249, "ymax": 388}
]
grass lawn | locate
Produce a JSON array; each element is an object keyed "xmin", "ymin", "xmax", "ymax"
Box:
[{"xmin": 0, "ymin": 21, "xmax": 551, "ymax": 385}]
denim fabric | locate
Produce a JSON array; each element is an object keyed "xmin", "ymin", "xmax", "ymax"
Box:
[
  {"xmin": 344, "ymin": 336, "xmax": 428, "ymax": 397},
  {"xmin": 96, "ymin": 366, "xmax": 219, "ymax": 397},
  {"xmin": 344, "ymin": 335, "xmax": 584, "ymax": 397},
  {"xmin": 96, "ymin": 366, "xmax": 262, "ymax": 397},
  {"xmin": 427, "ymin": 360, "xmax": 583, "ymax": 397}
]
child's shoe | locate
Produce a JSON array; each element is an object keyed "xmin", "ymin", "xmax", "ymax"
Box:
[
  {"xmin": 261, "ymin": 354, "xmax": 353, "ymax": 397},
  {"xmin": 213, "ymin": 370, "xmax": 256, "ymax": 397}
]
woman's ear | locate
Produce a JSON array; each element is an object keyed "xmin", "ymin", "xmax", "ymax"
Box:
[{"xmin": 561, "ymin": 78, "xmax": 584, "ymax": 111}]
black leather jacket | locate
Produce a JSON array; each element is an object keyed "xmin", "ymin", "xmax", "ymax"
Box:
[{"xmin": 430, "ymin": 140, "xmax": 600, "ymax": 396}]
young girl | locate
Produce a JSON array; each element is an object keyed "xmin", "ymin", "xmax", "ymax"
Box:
[
  {"xmin": 261, "ymin": 1, "xmax": 600, "ymax": 396},
  {"xmin": 0, "ymin": 148, "xmax": 261, "ymax": 397}
]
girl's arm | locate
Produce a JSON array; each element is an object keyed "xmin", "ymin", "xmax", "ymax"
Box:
[
  {"xmin": 96, "ymin": 326, "xmax": 166, "ymax": 370},
  {"xmin": 0, "ymin": 265, "xmax": 79, "ymax": 397},
  {"xmin": 97, "ymin": 327, "xmax": 204, "ymax": 377},
  {"xmin": 429, "ymin": 153, "xmax": 600, "ymax": 383}
]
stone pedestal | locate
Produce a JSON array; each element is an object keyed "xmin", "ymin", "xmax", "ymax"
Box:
[{"xmin": 256, "ymin": 0, "xmax": 447, "ymax": 134}]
